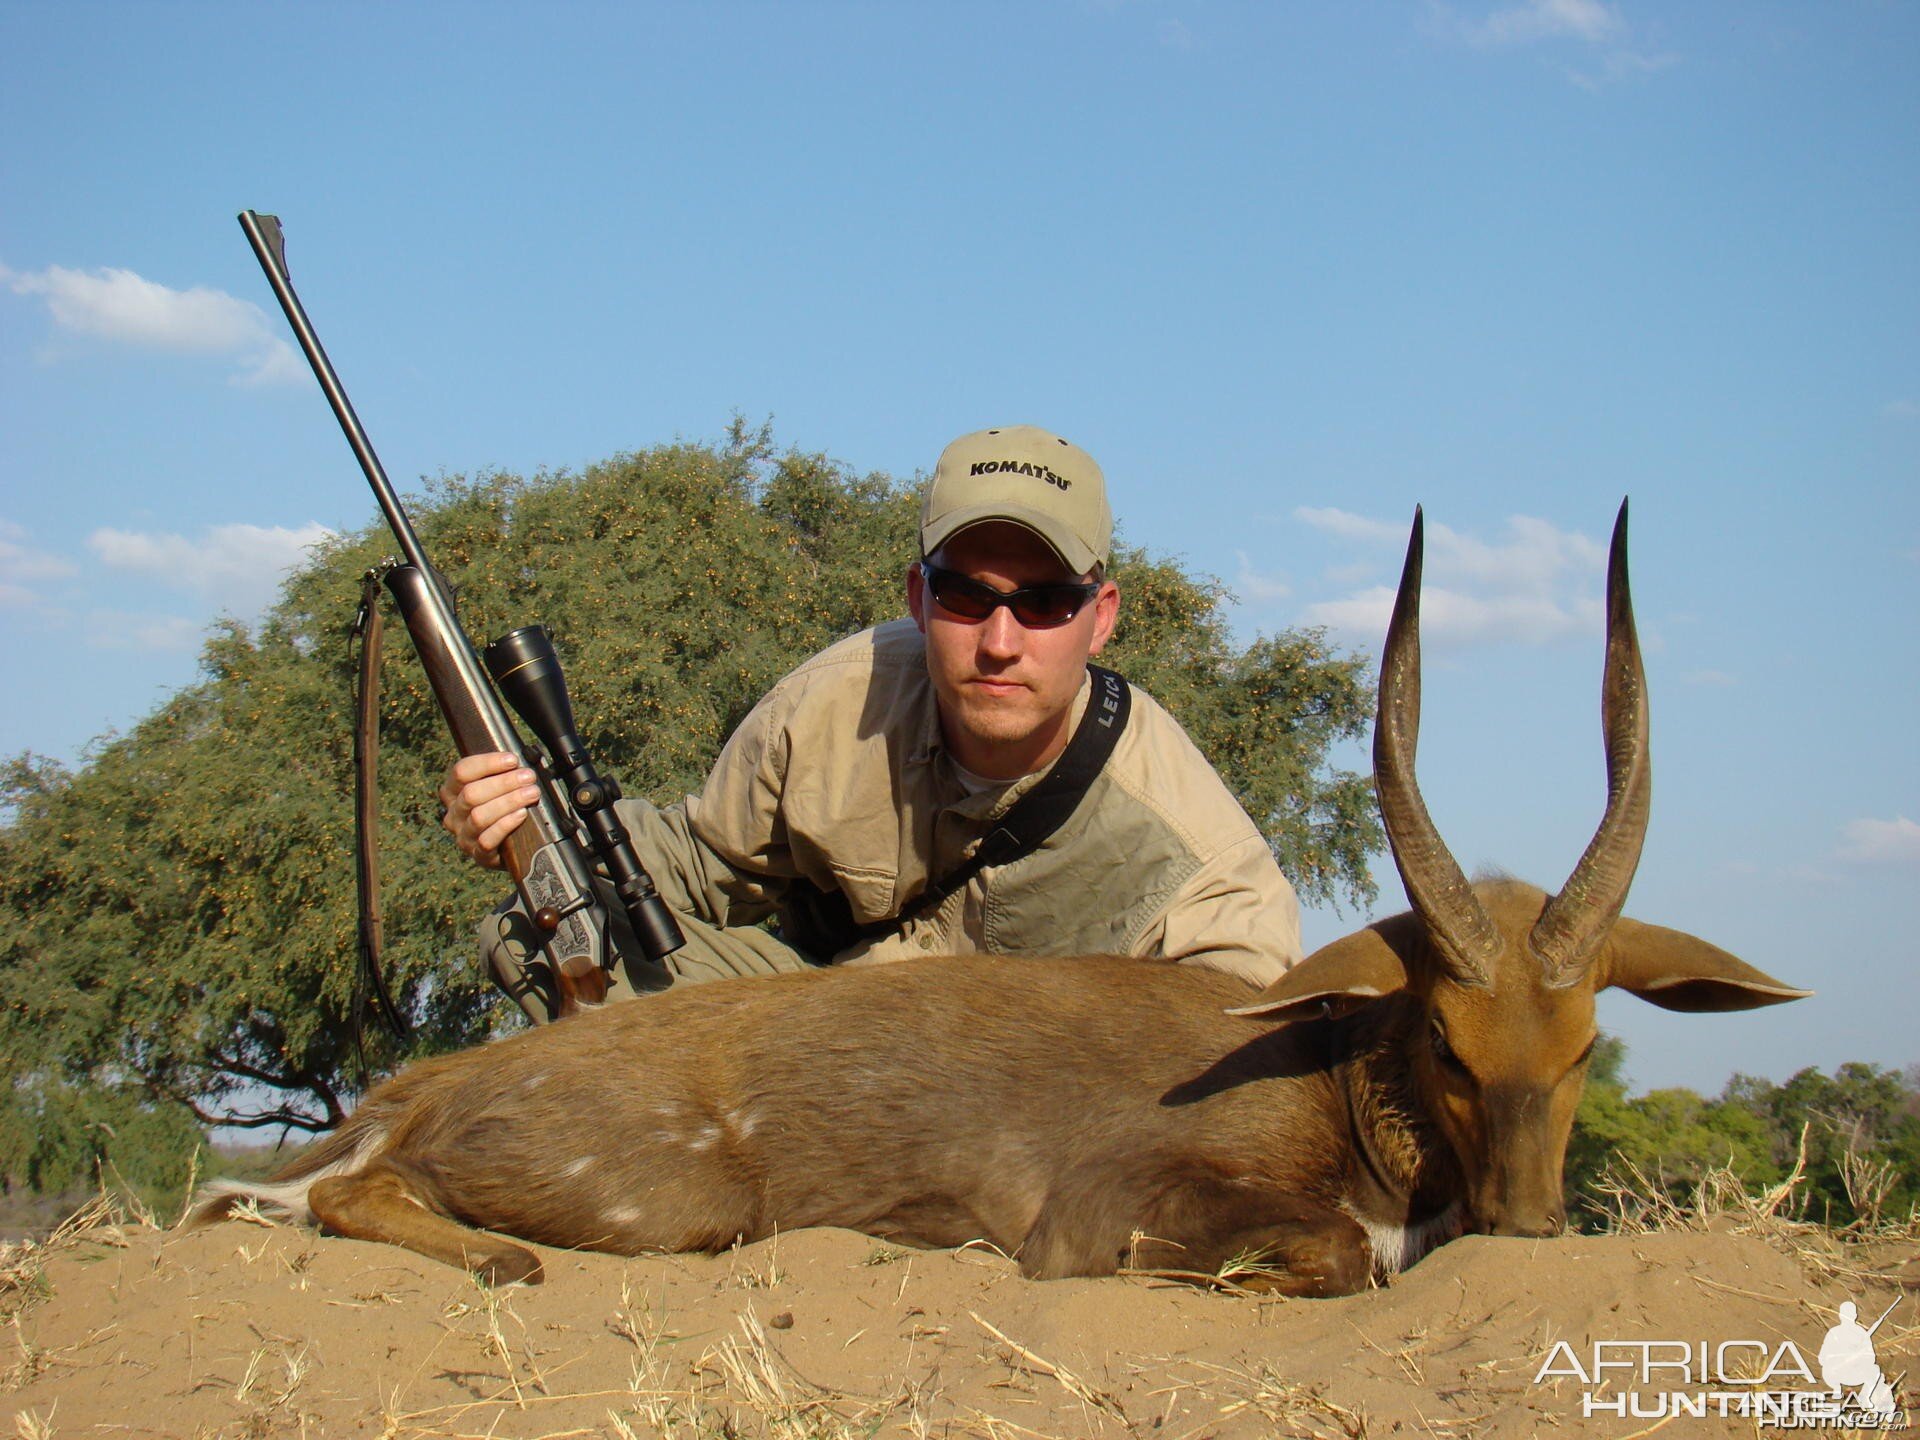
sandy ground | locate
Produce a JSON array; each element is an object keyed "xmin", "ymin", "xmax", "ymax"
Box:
[{"xmin": 4, "ymin": 1201, "xmax": 1915, "ymax": 1439}]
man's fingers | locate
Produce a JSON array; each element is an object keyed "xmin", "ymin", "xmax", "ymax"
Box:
[
  {"xmin": 441, "ymin": 752, "xmax": 520, "ymax": 813},
  {"xmin": 451, "ymin": 750, "xmax": 521, "ymax": 784},
  {"xmin": 476, "ymin": 805, "xmax": 530, "ymax": 859},
  {"xmin": 462, "ymin": 770, "xmax": 540, "ymax": 813},
  {"xmin": 468, "ymin": 784, "xmax": 542, "ymax": 833},
  {"xmin": 439, "ymin": 750, "xmax": 540, "ymax": 870}
]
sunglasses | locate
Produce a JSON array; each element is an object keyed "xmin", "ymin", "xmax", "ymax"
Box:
[{"xmin": 918, "ymin": 562, "xmax": 1101, "ymax": 629}]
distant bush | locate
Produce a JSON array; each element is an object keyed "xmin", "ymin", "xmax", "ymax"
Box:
[{"xmin": 1567, "ymin": 1039, "xmax": 1920, "ymax": 1230}]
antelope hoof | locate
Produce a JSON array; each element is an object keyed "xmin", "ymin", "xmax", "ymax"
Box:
[{"xmin": 470, "ymin": 1243, "xmax": 545, "ymax": 1286}]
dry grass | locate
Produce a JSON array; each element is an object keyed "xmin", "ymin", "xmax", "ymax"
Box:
[
  {"xmin": 228, "ymin": 1339, "xmax": 315, "ymax": 1436},
  {"xmin": 0, "ymin": 1194, "xmax": 135, "ymax": 1330},
  {"xmin": 1115, "ymin": 1230, "xmax": 1308, "ymax": 1297},
  {"xmin": 971, "ymin": 1310, "xmax": 1129, "ymax": 1425},
  {"xmin": 1587, "ymin": 1130, "xmax": 1920, "ymax": 1297},
  {"xmin": 698, "ymin": 1308, "xmax": 898, "ymax": 1439},
  {"xmin": 372, "ymin": 1274, "xmax": 930, "ymax": 1440},
  {"xmin": 1199, "ymin": 1360, "xmax": 1370, "ymax": 1439}
]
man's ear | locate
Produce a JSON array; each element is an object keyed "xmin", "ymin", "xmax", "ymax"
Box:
[
  {"xmin": 1087, "ymin": 579, "xmax": 1121, "ymax": 656},
  {"xmin": 906, "ymin": 561, "xmax": 929, "ymax": 634},
  {"xmin": 1228, "ymin": 925, "xmax": 1412, "ymax": 1022},
  {"xmin": 1603, "ymin": 916, "xmax": 1812, "ymax": 1012}
]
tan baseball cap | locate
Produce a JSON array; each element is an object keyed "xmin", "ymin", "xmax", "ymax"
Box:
[{"xmin": 919, "ymin": 425, "xmax": 1113, "ymax": 575}]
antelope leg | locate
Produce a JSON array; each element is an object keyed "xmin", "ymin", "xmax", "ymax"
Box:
[
  {"xmin": 1131, "ymin": 1207, "xmax": 1373, "ymax": 1297},
  {"xmin": 1021, "ymin": 1160, "xmax": 1371, "ymax": 1295},
  {"xmin": 307, "ymin": 1160, "xmax": 545, "ymax": 1285}
]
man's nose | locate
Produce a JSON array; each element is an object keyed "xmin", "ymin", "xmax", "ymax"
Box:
[{"xmin": 978, "ymin": 603, "xmax": 1025, "ymax": 658}]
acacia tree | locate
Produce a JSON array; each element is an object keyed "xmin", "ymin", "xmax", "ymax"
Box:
[{"xmin": 0, "ymin": 429, "xmax": 1380, "ymax": 1143}]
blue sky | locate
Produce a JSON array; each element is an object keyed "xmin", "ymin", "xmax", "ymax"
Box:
[{"xmin": 3, "ymin": 1, "xmax": 1914, "ymax": 1094}]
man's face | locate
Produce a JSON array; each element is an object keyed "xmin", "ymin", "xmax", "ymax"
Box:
[{"xmin": 906, "ymin": 521, "xmax": 1120, "ymax": 780}]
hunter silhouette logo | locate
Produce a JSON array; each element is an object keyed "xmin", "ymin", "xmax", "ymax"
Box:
[
  {"xmin": 1534, "ymin": 1294, "xmax": 1908, "ymax": 1428},
  {"xmin": 1821, "ymin": 1300, "xmax": 1903, "ymax": 1421}
]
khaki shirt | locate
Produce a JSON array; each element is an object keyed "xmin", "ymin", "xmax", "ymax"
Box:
[{"xmin": 614, "ymin": 619, "xmax": 1302, "ymax": 986}]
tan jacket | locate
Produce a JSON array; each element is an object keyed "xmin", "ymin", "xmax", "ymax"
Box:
[{"xmin": 614, "ymin": 619, "xmax": 1302, "ymax": 986}]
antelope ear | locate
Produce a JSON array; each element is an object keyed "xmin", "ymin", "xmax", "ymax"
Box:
[
  {"xmin": 1228, "ymin": 923, "xmax": 1412, "ymax": 1022},
  {"xmin": 1604, "ymin": 916, "xmax": 1812, "ymax": 1012}
]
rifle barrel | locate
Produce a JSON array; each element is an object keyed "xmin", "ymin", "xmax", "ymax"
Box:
[
  {"xmin": 237, "ymin": 212, "xmax": 432, "ymax": 574},
  {"xmin": 1866, "ymin": 1297, "xmax": 1900, "ymax": 1336},
  {"xmin": 237, "ymin": 210, "xmax": 520, "ymax": 761}
]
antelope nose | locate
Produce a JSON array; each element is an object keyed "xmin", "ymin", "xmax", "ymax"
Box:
[
  {"xmin": 1488, "ymin": 1206, "xmax": 1564, "ymax": 1239},
  {"xmin": 1508, "ymin": 1217, "xmax": 1562, "ymax": 1239}
]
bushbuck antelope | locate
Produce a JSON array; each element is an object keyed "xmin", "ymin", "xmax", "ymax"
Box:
[{"xmin": 194, "ymin": 502, "xmax": 1807, "ymax": 1295}]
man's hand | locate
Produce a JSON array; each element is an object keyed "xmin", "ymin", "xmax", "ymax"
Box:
[{"xmin": 440, "ymin": 752, "xmax": 542, "ymax": 870}]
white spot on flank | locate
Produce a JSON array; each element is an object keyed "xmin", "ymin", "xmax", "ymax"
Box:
[
  {"xmin": 607, "ymin": 1205, "xmax": 643, "ymax": 1226},
  {"xmin": 726, "ymin": 1107, "xmax": 760, "ymax": 1138},
  {"xmin": 521, "ymin": 1072, "xmax": 550, "ymax": 1092},
  {"xmin": 687, "ymin": 1126, "xmax": 721, "ymax": 1152},
  {"xmin": 561, "ymin": 1156, "xmax": 596, "ymax": 1178}
]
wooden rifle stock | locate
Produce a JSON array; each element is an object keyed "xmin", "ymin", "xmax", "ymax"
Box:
[{"xmin": 384, "ymin": 566, "xmax": 610, "ymax": 1013}]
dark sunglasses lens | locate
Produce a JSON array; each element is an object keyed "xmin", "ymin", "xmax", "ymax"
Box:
[
  {"xmin": 927, "ymin": 571, "xmax": 998, "ymax": 620},
  {"xmin": 1010, "ymin": 589, "xmax": 1086, "ymax": 626}
]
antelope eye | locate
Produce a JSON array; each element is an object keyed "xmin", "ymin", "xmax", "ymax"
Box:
[{"xmin": 1430, "ymin": 1023, "xmax": 1466, "ymax": 1074}]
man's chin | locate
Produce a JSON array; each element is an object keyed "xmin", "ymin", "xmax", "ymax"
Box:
[{"xmin": 948, "ymin": 695, "xmax": 1042, "ymax": 749}]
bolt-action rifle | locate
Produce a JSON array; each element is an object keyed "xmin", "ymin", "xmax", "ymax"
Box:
[{"xmin": 238, "ymin": 211, "xmax": 683, "ymax": 1020}]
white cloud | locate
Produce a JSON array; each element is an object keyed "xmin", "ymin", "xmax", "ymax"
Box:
[
  {"xmin": 1294, "ymin": 507, "xmax": 1608, "ymax": 649},
  {"xmin": 1836, "ymin": 816, "xmax": 1920, "ymax": 867},
  {"xmin": 0, "ymin": 519, "xmax": 79, "ymax": 604},
  {"xmin": 1156, "ymin": 18, "xmax": 1195, "ymax": 50},
  {"xmin": 1298, "ymin": 506, "xmax": 1608, "ymax": 591},
  {"xmin": 1233, "ymin": 550, "xmax": 1291, "ymax": 603},
  {"xmin": 1303, "ymin": 582, "xmax": 1602, "ymax": 648},
  {"xmin": 1438, "ymin": 0, "xmax": 1675, "ymax": 88},
  {"xmin": 1296, "ymin": 506, "xmax": 1407, "ymax": 547},
  {"xmin": 1569, "ymin": 46, "xmax": 1679, "ymax": 90},
  {"xmin": 1324, "ymin": 560, "xmax": 1378, "ymax": 586},
  {"xmin": 1466, "ymin": 0, "xmax": 1622, "ymax": 47},
  {"xmin": 1, "ymin": 258, "xmax": 299, "ymax": 385},
  {"xmin": 82, "ymin": 610, "xmax": 203, "ymax": 652},
  {"xmin": 88, "ymin": 521, "xmax": 333, "ymax": 617}
]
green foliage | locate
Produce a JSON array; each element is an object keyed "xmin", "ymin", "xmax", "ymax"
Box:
[
  {"xmin": 1566, "ymin": 1041, "xmax": 1920, "ymax": 1230},
  {"xmin": 1724, "ymin": 1062, "xmax": 1920, "ymax": 1225},
  {"xmin": 0, "ymin": 1072, "xmax": 203, "ymax": 1211},
  {"xmin": 0, "ymin": 429, "xmax": 1380, "ymax": 1156},
  {"xmin": 1102, "ymin": 551, "xmax": 1379, "ymax": 912}
]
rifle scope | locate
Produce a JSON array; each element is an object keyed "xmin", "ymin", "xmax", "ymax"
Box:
[{"xmin": 484, "ymin": 626, "xmax": 687, "ymax": 964}]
